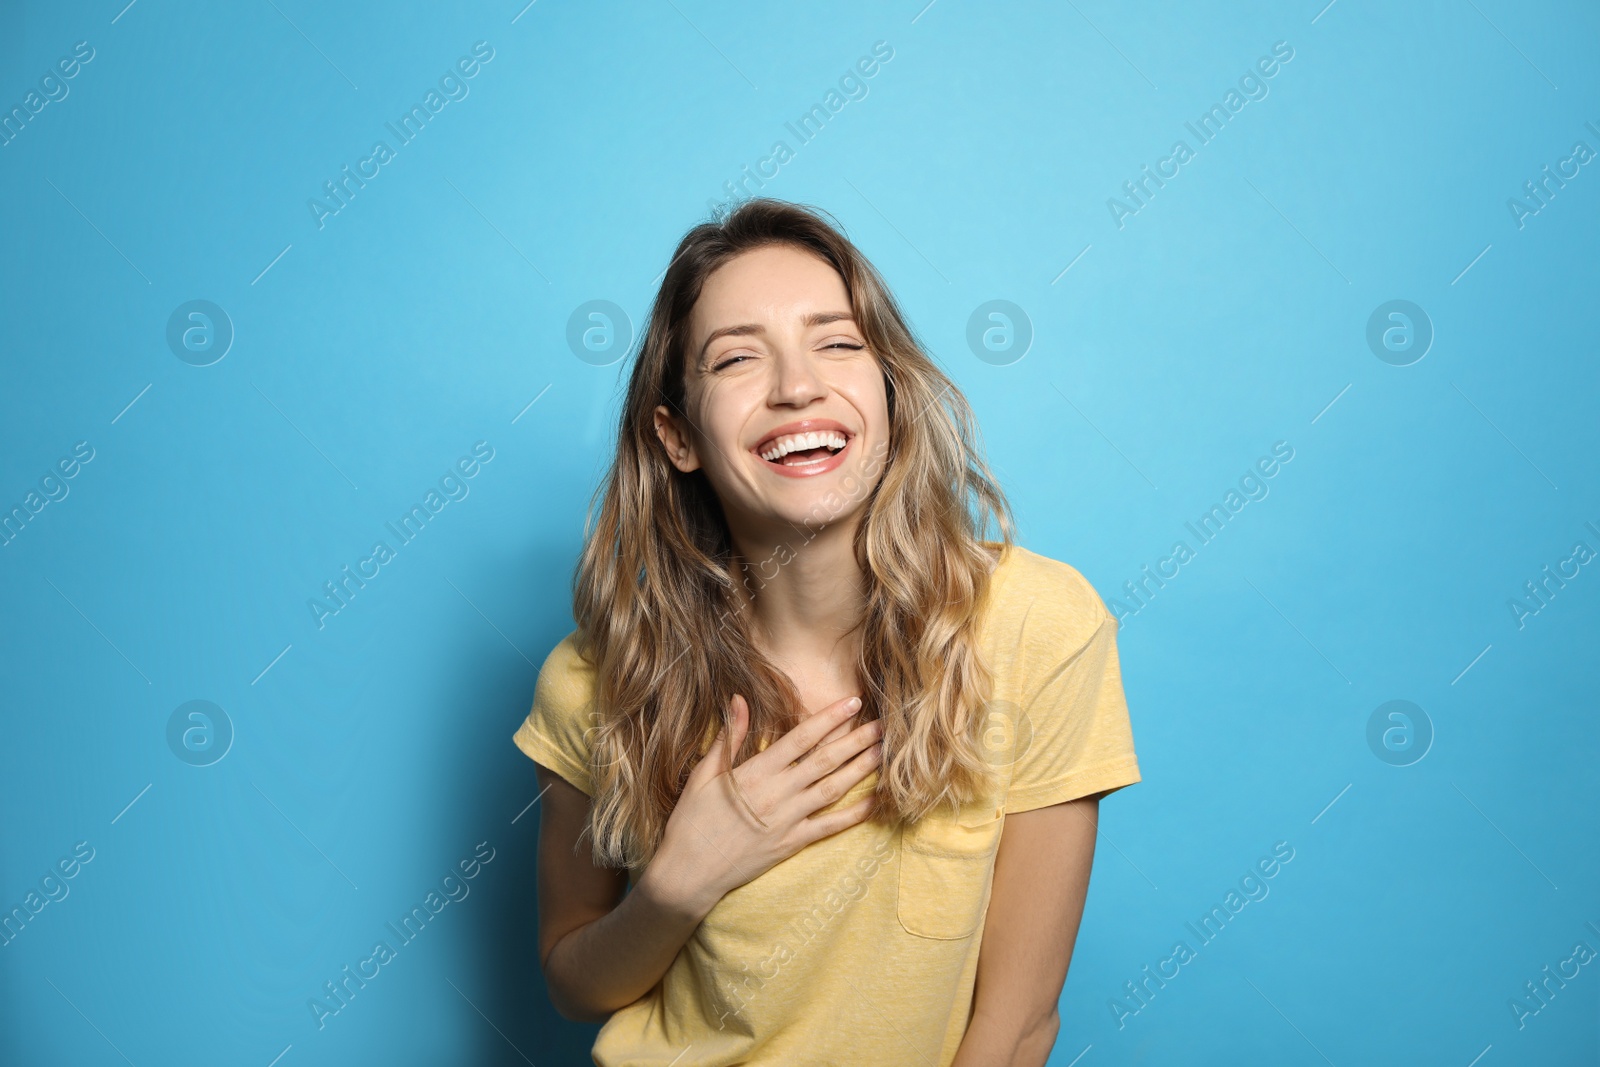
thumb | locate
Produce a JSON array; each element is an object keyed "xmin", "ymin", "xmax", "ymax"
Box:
[
  {"xmin": 692, "ymin": 694, "xmax": 748, "ymax": 783},
  {"xmin": 723, "ymin": 693, "xmax": 751, "ymax": 765}
]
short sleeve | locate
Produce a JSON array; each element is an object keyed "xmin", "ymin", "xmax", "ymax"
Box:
[
  {"xmin": 512, "ymin": 631, "xmax": 599, "ymax": 796},
  {"xmin": 1004, "ymin": 596, "xmax": 1141, "ymax": 814}
]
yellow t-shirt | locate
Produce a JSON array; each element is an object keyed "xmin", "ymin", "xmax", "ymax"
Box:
[{"xmin": 512, "ymin": 543, "xmax": 1140, "ymax": 1066}]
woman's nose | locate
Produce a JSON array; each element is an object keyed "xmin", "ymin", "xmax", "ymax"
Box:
[{"xmin": 769, "ymin": 347, "xmax": 827, "ymax": 405}]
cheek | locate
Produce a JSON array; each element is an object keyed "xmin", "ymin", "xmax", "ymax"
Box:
[
  {"xmin": 838, "ymin": 362, "xmax": 890, "ymax": 415},
  {"xmin": 692, "ymin": 384, "xmax": 754, "ymax": 463}
]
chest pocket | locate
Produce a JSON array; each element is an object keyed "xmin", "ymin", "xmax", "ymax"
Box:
[{"xmin": 896, "ymin": 804, "xmax": 1005, "ymax": 940}]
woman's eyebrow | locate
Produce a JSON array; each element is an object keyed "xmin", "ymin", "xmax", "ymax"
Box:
[{"xmin": 696, "ymin": 311, "xmax": 857, "ymax": 365}]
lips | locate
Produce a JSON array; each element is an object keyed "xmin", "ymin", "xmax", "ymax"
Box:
[
  {"xmin": 750, "ymin": 418, "xmax": 856, "ymax": 456},
  {"xmin": 757, "ymin": 433, "xmax": 853, "ymax": 478}
]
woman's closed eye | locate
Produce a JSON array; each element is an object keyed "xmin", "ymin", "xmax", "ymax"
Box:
[
  {"xmin": 711, "ymin": 342, "xmax": 863, "ymax": 371},
  {"xmin": 711, "ymin": 354, "xmax": 751, "ymax": 371}
]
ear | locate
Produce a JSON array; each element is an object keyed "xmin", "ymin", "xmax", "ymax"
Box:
[{"xmin": 653, "ymin": 405, "xmax": 701, "ymax": 473}]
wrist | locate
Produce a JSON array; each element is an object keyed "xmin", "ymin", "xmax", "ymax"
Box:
[{"xmin": 636, "ymin": 847, "xmax": 723, "ymax": 923}]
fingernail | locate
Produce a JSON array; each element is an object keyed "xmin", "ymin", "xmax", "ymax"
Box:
[{"xmin": 846, "ymin": 697, "xmax": 862, "ymax": 711}]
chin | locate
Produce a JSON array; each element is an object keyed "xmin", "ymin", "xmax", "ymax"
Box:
[{"xmin": 774, "ymin": 485, "xmax": 871, "ymax": 532}]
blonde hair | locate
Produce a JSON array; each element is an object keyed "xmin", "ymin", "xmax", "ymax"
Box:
[{"xmin": 573, "ymin": 198, "xmax": 1015, "ymax": 868}]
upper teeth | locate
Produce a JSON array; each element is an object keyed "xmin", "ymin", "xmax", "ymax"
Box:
[{"xmin": 760, "ymin": 431, "xmax": 848, "ymax": 462}]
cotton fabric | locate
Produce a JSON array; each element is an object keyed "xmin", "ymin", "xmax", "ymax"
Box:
[{"xmin": 513, "ymin": 543, "xmax": 1140, "ymax": 1066}]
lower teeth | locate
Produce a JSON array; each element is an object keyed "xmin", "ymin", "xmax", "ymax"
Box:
[{"xmin": 778, "ymin": 447, "xmax": 834, "ymax": 465}]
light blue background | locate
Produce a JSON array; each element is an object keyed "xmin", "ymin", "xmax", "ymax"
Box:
[{"xmin": 3, "ymin": 1, "xmax": 1598, "ymax": 1064}]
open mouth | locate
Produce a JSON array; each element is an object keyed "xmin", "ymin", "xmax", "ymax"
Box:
[{"xmin": 755, "ymin": 429, "xmax": 852, "ymax": 468}]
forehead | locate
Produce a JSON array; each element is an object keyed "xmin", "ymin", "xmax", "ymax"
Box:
[{"xmin": 689, "ymin": 245, "xmax": 851, "ymax": 337}]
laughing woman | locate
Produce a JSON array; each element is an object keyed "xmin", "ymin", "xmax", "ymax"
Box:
[{"xmin": 513, "ymin": 199, "xmax": 1140, "ymax": 1066}]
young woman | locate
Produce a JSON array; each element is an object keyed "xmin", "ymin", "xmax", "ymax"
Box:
[{"xmin": 513, "ymin": 199, "xmax": 1140, "ymax": 1066}]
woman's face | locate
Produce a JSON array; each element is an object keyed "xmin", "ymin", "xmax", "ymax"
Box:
[{"xmin": 655, "ymin": 243, "xmax": 891, "ymax": 540}]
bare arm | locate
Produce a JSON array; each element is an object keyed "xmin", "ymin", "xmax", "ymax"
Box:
[
  {"xmin": 535, "ymin": 765, "xmax": 713, "ymax": 1022},
  {"xmin": 950, "ymin": 794, "xmax": 1101, "ymax": 1067},
  {"xmin": 535, "ymin": 694, "xmax": 882, "ymax": 1022}
]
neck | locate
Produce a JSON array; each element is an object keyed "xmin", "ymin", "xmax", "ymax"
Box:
[{"xmin": 727, "ymin": 516, "xmax": 867, "ymax": 668}]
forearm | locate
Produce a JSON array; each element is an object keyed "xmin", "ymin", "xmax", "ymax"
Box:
[
  {"xmin": 543, "ymin": 861, "xmax": 718, "ymax": 1022},
  {"xmin": 950, "ymin": 1007, "xmax": 1060, "ymax": 1067}
]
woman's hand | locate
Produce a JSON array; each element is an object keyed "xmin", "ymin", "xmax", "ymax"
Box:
[{"xmin": 643, "ymin": 693, "xmax": 883, "ymax": 919}]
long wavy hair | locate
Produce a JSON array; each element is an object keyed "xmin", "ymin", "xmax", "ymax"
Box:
[{"xmin": 573, "ymin": 198, "xmax": 1016, "ymax": 868}]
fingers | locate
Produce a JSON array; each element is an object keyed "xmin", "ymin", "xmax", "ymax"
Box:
[
  {"xmin": 809, "ymin": 711, "xmax": 856, "ymax": 751},
  {"xmin": 796, "ymin": 791, "xmax": 878, "ymax": 848},
  {"xmin": 789, "ymin": 717, "xmax": 882, "ymax": 789},
  {"xmin": 751, "ymin": 694, "xmax": 865, "ymax": 773},
  {"xmin": 787, "ymin": 697, "xmax": 862, "ymax": 768},
  {"xmin": 794, "ymin": 733, "xmax": 882, "ymax": 812}
]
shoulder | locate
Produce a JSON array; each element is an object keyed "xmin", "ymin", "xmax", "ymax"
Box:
[
  {"xmin": 531, "ymin": 630, "xmax": 599, "ymax": 723},
  {"xmin": 983, "ymin": 547, "xmax": 1141, "ymax": 811},
  {"xmin": 514, "ymin": 630, "xmax": 601, "ymax": 792},
  {"xmin": 984, "ymin": 544, "xmax": 1113, "ymax": 660},
  {"xmin": 539, "ymin": 629, "xmax": 595, "ymax": 687}
]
